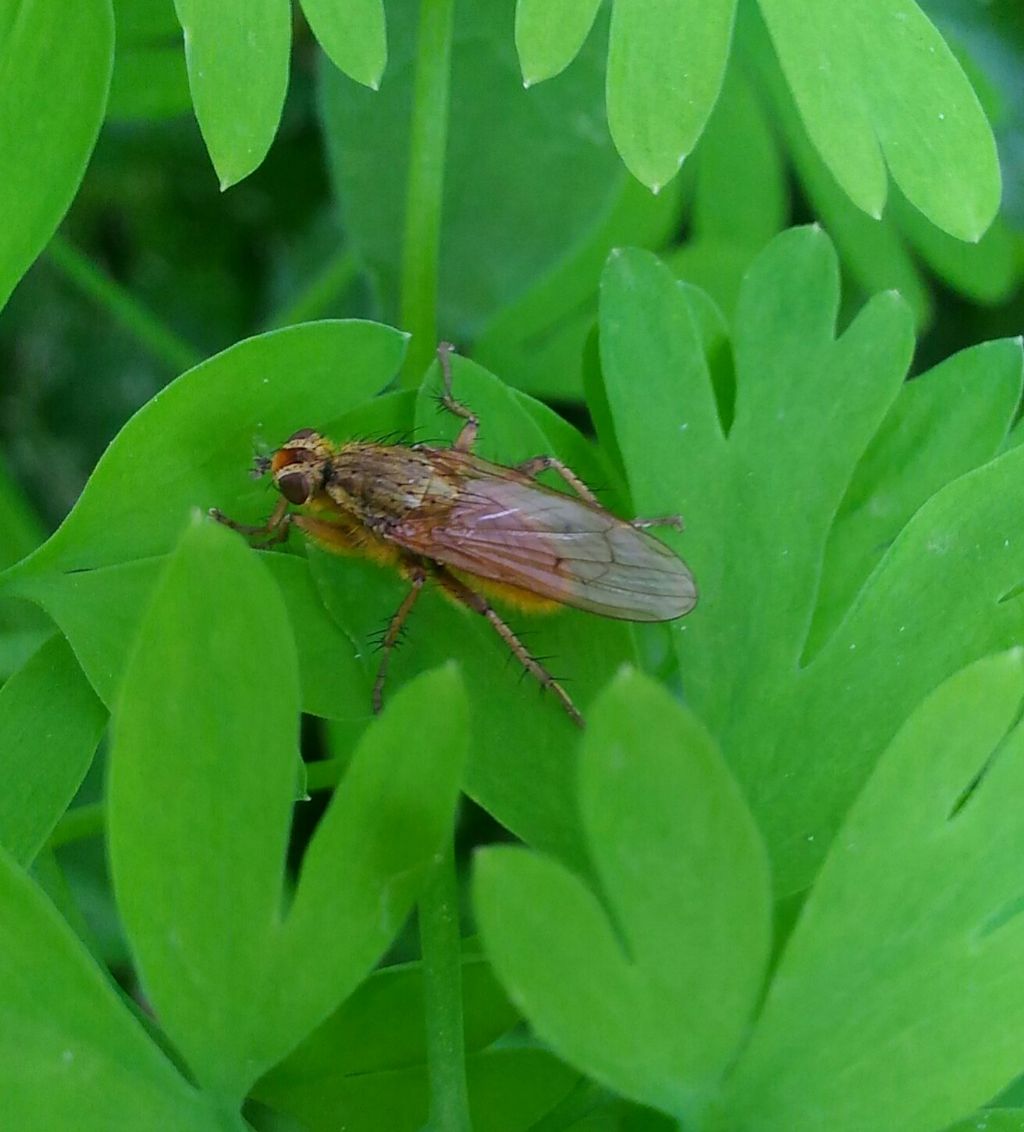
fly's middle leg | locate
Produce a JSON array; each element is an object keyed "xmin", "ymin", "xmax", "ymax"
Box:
[
  {"xmin": 372, "ymin": 567, "xmax": 427, "ymax": 715},
  {"xmin": 631, "ymin": 514, "xmax": 684, "ymax": 532},
  {"xmin": 516, "ymin": 455, "xmax": 600, "ymax": 506},
  {"xmin": 436, "ymin": 567, "xmax": 584, "ymax": 728},
  {"xmin": 437, "ymin": 341, "xmax": 478, "ymax": 453}
]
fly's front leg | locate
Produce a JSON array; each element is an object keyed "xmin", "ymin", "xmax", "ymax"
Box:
[
  {"xmin": 516, "ymin": 455, "xmax": 601, "ymax": 506},
  {"xmin": 210, "ymin": 497, "xmax": 292, "ymax": 546},
  {"xmin": 437, "ymin": 341, "xmax": 478, "ymax": 453},
  {"xmin": 436, "ymin": 566, "xmax": 584, "ymax": 728},
  {"xmin": 372, "ymin": 566, "xmax": 427, "ymax": 715}
]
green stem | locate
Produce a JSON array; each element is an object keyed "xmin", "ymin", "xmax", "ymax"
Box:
[
  {"xmin": 266, "ymin": 249, "xmax": 359, "ymax": 330},
  {"xmin": 419, "ymin": 835, "xmax": 471, "ymax": 1132},
  {"xmin": 399, "ymin": 0, "xmax": 456, "ymax": 387},
  {"xmin": 45, "ymin": 234, "xmax": 202, "ymax": 374}
]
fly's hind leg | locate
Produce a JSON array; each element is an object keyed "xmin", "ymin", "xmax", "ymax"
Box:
[
  {"xmin": 210, "ymin": 497, "xmax": 292, "ymax": 546},
  {"xmin": 436, "ymin": 567, "xmax": 584, "ymax": 728},
  {"xmin": 372, "ymin": 566, "xmax": 427, "ymax": 715},
  {"xmin": 437, "ymin": 341, "xmax": 478, "ymax": 452}
]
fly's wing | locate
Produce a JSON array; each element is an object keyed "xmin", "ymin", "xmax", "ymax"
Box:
[{"xmin": 389, "ymin": 473, "xmax": 697, "ymax": 621}]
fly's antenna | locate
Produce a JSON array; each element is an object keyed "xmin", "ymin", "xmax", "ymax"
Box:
[{"xmin": 250, "ymin": 453, "xmax": 272, "ymax": 480}]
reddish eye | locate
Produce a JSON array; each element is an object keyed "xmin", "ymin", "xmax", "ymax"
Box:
[{"xmin": 278, "ymin": 470, "xmax": 312, "ymax": 505}]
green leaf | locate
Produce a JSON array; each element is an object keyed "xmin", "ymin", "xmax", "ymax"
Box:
[
  {"xmin": 256, "ymin": 952, "xmax": 516, "ymax": 1088},
  {"xmin": 606, "ymin": 0, "xmax": 736, "ymax": 192},
  {"xmin": 475, "ymin": 670, "xmax": 770, "ymax": 1119},
  {"xmin": 721, "ymin": 652, "xmax": 1024, "ymax": 1132},
  {"xmin": 809, "ymin": 338, "xmax": 1023, "ymax": 652},
  {"xmin": 769, "ymin": 441, "xmax": 1024, "ymax": 893},
  {"xmin": 108, "ymin": 517, "xmax": 299, "ymax": 1102},
  {"xmin": 601, "ymin": 230, "xmax": 1007, "ymax": 897},
  {"xmin": 515, "ymin": 0, "xmax": 602, "ymax": 85},
  {"xmin": 301, "ymin": 0, "xmax": 386, "ymax": 89},
  {"xmin": 474, "ymin": 176, "xmax": 684, "ymax": 399},
  {"xmin": 0, "ymin": 846, "xmax": 228, "ymax": 1131},
  {"xmin": 173, "ymin": 0, "xmax": 291, "ymax": 188},
  {"xmin": 0, "ymin": 0, "xmax": 113, "ymax": 309},
  {"xmin": 320, "ymin": 0, "xmax": 671, "ymax": 354},
  {"xmin": 757, "ymin": 0, "xmax": 1000, "ymax": 240},
  {"xmin": 0, "ymin": 636, "xmax": 106, "ymax": 866},
  {"xmin": 947, "ymin": 1113, "xmax": 1024, "ymax": 1132},
  {"xmin": 256, "ymin": 664, "xmax": 467, "ymax": 1067},
  {"xmin": 0, "ymin": 320, "xmax": 406, "ymax": 581},
  {"xmin": 255, "ymin": 1047, "xmax": 577, "ymax": 1132}
]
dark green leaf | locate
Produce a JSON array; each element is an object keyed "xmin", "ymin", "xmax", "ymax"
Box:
[
  {"xmin": 0, "ymin": 636, "xmax": 106, "ymax": 865},
  {"xmin": 0, "ymin": 0, "xmax": 112, "ymax": 308}
]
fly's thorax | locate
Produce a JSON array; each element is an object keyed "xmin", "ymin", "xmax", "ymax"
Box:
[{"xmin": 323, "ymin": 443, "xmax": 459, "ymax": 522}]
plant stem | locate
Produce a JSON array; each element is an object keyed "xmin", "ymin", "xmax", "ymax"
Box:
[
  {"xmin": 45, "ymin": 234, "xmax": 202, "ymax": 375},
  {"xmin": 419, "ymin": 836, "xmax": 472, "ymax": 1132},
  {"xmin": 399, "ymin": 0, "xmax": 456, "ymax": 387},
  {"xmin": 266, "ymin": 248, "xmax": 359, "ymax": 329}
]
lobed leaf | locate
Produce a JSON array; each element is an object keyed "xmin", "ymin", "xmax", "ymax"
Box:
[
  {"xmin": 721, "ymin": 652, "xmax": 1024, "ymax": 1132},
  {"xmin": 107, "ymin": 518, "xmax": 299, "ymax": 1102},
  {"xmin": 757, "ymin": 0, "xmax": 1000, "ymax": 240},
  {"xmin": 475, "ymin": 669, "xmax": 770, "ymax": 1119}
]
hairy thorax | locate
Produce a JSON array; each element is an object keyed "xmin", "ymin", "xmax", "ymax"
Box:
[{"xmin": 323, "ymin": 442, "xmax": 463, "ymax": 527}]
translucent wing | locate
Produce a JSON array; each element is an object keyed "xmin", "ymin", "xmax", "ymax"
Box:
[{"xmin": 388, "ymin": 461, "xmax": 697, "ymax": 622}]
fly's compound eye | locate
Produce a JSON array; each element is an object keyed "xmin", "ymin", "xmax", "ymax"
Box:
[{"xmin": 277, "ymin": 470, "xmax": 313, "ymax": 505}]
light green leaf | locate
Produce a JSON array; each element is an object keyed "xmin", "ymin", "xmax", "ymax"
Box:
[
  {"xmin": 606, "ymin": 0, "xmax": 736, "ymax": 192},
  {"xmin": 108, "ymin": 517, "xmax": 298, "ymax": 1102},
  {"xmin": 173, "ymin": 0, "xmax": 291, "ymax": 188},
  {"xmin": 515, "ymin": 0, "xmax": 603, "ymax": 85},
  {"xmin": 0, "ymin": 846, "xmax": 229, "ymax": 1131},
  {"xmin": 302, "ymin": 0, "xmax": 386, "ymax": 89},
  {"xmin": 0, "ymin": 0, "xmax": 112, "ymax": 309},
  {"xmin": 757, "ymin": 0, "xmax": 1000, "ymax": 239},
  {"xmin": 0, "ymin": 636, "xmax": 105, "ymax": 866},
  {"xmin": 475, "ymin": 670, "xmax": 770, "ymax": 1119},
  {"xmin": 722, "ymin": 652, "xmax": 1024, "ymax": 1132}
]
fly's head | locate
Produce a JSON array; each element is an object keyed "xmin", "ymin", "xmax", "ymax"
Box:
[{"xmin": 265, "ymin": 428, "xmax": 333, "ymax": 505}]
